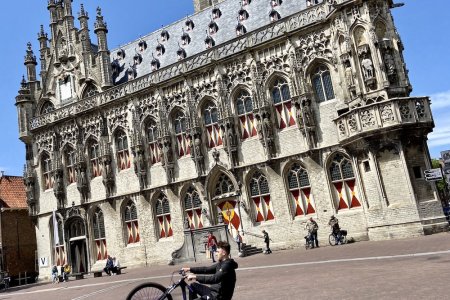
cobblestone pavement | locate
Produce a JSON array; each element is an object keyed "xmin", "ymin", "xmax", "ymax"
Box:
[{"xmin": 2, "ymin": 232, "xmax": 450, "ymax": 300}]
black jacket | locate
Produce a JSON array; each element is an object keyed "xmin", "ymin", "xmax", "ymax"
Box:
[{"xmin": 190, "ymin": 259, "xmax": 238, "ymax": 300}]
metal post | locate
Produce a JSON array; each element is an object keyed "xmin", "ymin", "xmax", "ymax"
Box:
[{"xmin": 190, "ymin": 229, "xmax": 196, "ymax": 262}]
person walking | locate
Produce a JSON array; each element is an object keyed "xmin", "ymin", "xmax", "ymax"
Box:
[
  {"xmin": 51, "ymin": 265, "xmax": 59, "ymax": 284},
  {"xmin": 182, "ymin": 241, "xmax": 238, "ymax": 300},
  {"xmin": 235, "ymin": 231, "xmax": 242, "ymax": 252},
  {"xmin": 262, "ymin": 230, "xmax": 272, "ymax": 254},
  {"xmin": 207, "ymin": 232, "xmax": 218, "ymax": 263},
  {"xmin": 306, "ymin": 217, "xmax": 319, "ymax": 248}
]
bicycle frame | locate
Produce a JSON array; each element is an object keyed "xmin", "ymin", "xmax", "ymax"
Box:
[{"xmin": 158, "ymin": 272, "xmax": 194, "ymax": 300}]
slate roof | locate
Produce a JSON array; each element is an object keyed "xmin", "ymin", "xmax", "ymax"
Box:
[
  {"xmin": 111, "ymin": 0, "xmax": 309, "ymax": 84},
  {"xmin": 0, "ymin": 175, "xmax": 27, "ymax": 209}
]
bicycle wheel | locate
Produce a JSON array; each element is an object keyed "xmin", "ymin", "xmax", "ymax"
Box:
[
  {"xmin": 329, "ymin": 234, "xmax": 336, "ymax": 246},
  {"xmin": 126, "ymin": 282, "xmax": 172, "ymax": 300}
]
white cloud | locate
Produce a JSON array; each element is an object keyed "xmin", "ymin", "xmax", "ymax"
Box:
[{"xmin": 429, "ymin": 90, "xmax": 450, "ymax": 110}]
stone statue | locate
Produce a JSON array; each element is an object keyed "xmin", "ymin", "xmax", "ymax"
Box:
[
  {"xmin": 295, "ymin": 102, "xmax": 305, "ymax": 131},
  {"xmin": 361, "ymin": 55, "xmax": 374, "ymax": 79},
  {"xmin": 344, "ymin": 60, "xmax": 355, "ymax": 86},
  {"xmin": 158, "ymin": 143, "xmax": 165, "ymax": 166},
  {"xmin": 302, "ymin": 99, "xmax": 315, "ymax": 128},
  {"xmin": 53, "ymin": 169, "xmax": 65, "ymax": 208},
  {"xmin": 76, "ymin": 164, "xmax": 89, "ymax": 202},
  {"xmin": 383, "ymin": 50, "xmax": 396, "ymax": 76},
  {"xmin": 133, "ymin": 147, "xmax": 147, "ymax": 189},
  {"xmin": 102, "ymin": 155, "xmax": 115, "ymax": 197},
  {"xmin": 184, "ymin": 218, "xmax": 190, "ymax": 229}
]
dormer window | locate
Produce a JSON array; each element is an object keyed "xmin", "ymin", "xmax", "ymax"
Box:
[
  {"xmin": 205, "ymin": 36, "xmax": 215, "ymax": 49},
  {"xmin": 133, "ymin": 53, "xmax": 142, "ymax": 65},
  {"xmin": 242, "ymin": 0, "xmax": 251, "ymax": 5},
  {"xmin": 177, "ymin": 48, "xmax": 187, "ymax": 60},
  {"xmin": 185, "ymin": 19, "xmax": 195, "ymax": 31},
  {"xmin": 117, "ymin": 48, "xmax": 125, "ymax": 60},
  {"xmin": 127, "ymin": 65, "xmax": 136, "ymax": 80},
  {"xmin": 160, "ymin": 29, "xmax": 170, "ymax": 42},
  {"xmin": 212, "ymin": 8, "xmax": 222, "ymax": 19},
  {"xmin": 181, "ymin": 32, "xmax": 191, "ymax": 46},
  {"xmin": 138, "ymin": 40, "xmax": 147, "ymax": 52},
  {"xmin": 271, "ymin": 0, "xmax": 282, "ymax": 7},
  {"xmin": 239, "ymin": 9, "xmax": 249, "ymax": 21},
  {"xmin": 209, "ymin": 21, "xmax": 219, "ymax": 35},
  {"xmin": 236, "ymin": 23, "xmax": 247, "ymax": 36},
  {"xmin": 269, "ymin": 10, "xmax": 281, "ymax": 22},
  {"xmin": 111, "ymin": 60, "xmax": 120, "ymax": 77},
  {"xmin": 151, "ymin": 56, "xmax": 160, "ymax": 71},
  {"xmin": 156, "ymin": 43, "xmax": 165, "ymax": 56}
]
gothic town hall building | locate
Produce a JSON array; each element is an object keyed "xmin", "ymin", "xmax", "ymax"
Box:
[{"xmin": 15, "ymin": 0, "xmax": 447, "ymax": 277}]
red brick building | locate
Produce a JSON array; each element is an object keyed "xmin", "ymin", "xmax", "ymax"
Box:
[{"xmin": 0, "ymin": 174, "xmax": 37, "ymax": 284}]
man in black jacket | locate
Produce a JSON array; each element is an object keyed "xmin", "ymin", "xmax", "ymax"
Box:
[{"xmin": 182, "ymin": 241, "xmax": 238, "ymax": 300}]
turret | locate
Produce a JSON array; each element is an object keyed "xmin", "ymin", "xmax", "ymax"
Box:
[
  {"xmin": 78, "ymin": 4, "xmax": 91, "ymax": 52},
  {"xmin": 48, "ymin": 0, "xmax": 58, "ymax": 48},
  {"xmin": 38, "ymin": 25, "xmax": 49, "ymax": 92},
  {"xmin": 62, "ymin": 0, "xmax": 75, "ymax": 44},
  {"xmin": 15, "ymin": 77, "xmax": 33, "ymax": 143},
  {"xmin": 24, "ymin": 43, "xmax": 39, "ymax": 94},
  {"xmin": 94, "ymin": 7, "xmax": 113, "ymax": 88}
]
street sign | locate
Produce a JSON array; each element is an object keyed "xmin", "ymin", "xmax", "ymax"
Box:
[{"xmin": 424, "ymin": 168, "xmax": 443, "ymax": 181}]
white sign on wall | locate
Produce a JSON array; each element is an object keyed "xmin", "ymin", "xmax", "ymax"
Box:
[
  {"xmin": 424, "ymin": 168, "xmax": 443, "ymax": 181},
  {"xmin": 39, "ymin": 257, "xmax": 49, "ymax": 267}
]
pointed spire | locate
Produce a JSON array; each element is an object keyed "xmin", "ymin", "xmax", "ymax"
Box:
[
  {"xmin": 94, "ymin": 6, "xmax": 108, "ymax": 33},
  {"xmin": 78, "ymin": 3, "xmax": 88, "ymax": 19},
  {"xmin": 20, "ymin": 75, "xmax": 28, "ymax": 90},
  {"xmin": 24, "ymin": 42, "xmax": 37, "ymax": 66}
]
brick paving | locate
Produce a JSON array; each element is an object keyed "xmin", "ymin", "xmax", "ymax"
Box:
[{"xmin": 1, "ymin": 232, "xmax": 450, "ymax": 300}]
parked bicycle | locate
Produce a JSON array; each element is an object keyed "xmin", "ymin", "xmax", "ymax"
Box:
[
  {"xmin": 304, "ymin": 233, "xmax": 315, "ymax": 250},
  {"xmin": 127, "ymin": 270, "xmax": 192, "ymax": 300},
  {"xmin": 329, "ymin": 229, "xmax": 348, "ymax": 246}
]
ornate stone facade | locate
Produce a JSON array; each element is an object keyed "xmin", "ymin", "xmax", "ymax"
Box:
[{"xmin": 15, "ymin": 0, "xmax": 447, "ymax": 279}]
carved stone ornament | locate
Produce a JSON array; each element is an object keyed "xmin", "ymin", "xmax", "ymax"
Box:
[
  {"xmin": 80, "ymin": 114, "xmax": 104, "ymax": 142},
  {"xmin": 296, "ymin": 30, "xmax": 333, "ymax": 70},
  {"xmin": 188, "ymin": 127, "xmax": 205, "ymax": 175},
  {"xmin": 58, "ymin": 121, "xmax": 80, "ymax": 149},
  {"xmin": 255, "ymin": 109, "xmax": 276, "ymax": 158},
  {"xmin": 75, "ymin": 148, "xmax": 89, "ymax": 203},
  {"xmin": 106, "ymin": 103, "xmax": 129, "ymax": 134},
  {"xmin": 219, "ymin": 117, "xmax": 238, "ymax": 167},
  {"xmin": 159, "ymin": 135, "xmax": 175, "ymax": 183},
  {"xmin": 132, "ymin": 144, "xmax": 148, "ymax": 190},
  {"xmin": 53, "ymin": 156, "xmax": 66, "ymax": 210}
]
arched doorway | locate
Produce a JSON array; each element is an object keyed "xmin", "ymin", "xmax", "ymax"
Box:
[
  {"xmin": 211, "ymin": 173, "xmax": 242, "ymax": 237},
  {"xmin": 66, "ymin": 217, "xmax": 88, "ymax": 273}
]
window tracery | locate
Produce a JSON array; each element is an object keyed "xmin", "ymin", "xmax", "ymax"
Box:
[
  {"xmin": 88, "ymin": 139, "xmax": 102, "ymax": 178},
  {"xmin": 312, "ymin": 65, "xmax": 335, "ymax": 102},
  {"xmin": 271, "ymin": 78, "xmax": 295, "ymax": 129},
  {"xmin": 214, "ymin": 174, "xmax": 235, "ymax": 196},
  {"xmin": 41, "ymin": 101, "xmax": 55, "ymax": 115},
  {"xmin": 236, "ymin": 90, "xmax": 257, "ymax": 139},
  {"xmin": 64, "ymin": 145, "xmax": 76, "ymax": 184},
  {"xmin": 329, "ymin": 153, "xmax": 361, "ymax": 210},
  {"xmin": 124, "ymin": 201, "xmax": 140, "ymax": 244},
  {"xmin": 203, "ymin": 102, "xmax": 222, "ymax": 148},
  {"xmin": 249, "ymin": 172, "xmax": 275, "ymax": 222},
  {"xmin": 82, "ymin": 84, "xmax": 99, "ymax": 99},
  {"xmin": 287, "ymin": 163, "xmax": 315, "ymax": 216},
  {"xmin": 146, "ymin": 119, "xmax": 160, "ymax": 164},
  {"xmin": 42, "ymin": 152, "xmax": 53, "ymax": 190},
  {"xmin": 155, "ymin": 194, "xmax": 173, "ymax": 238},
  {"xmin": 173, "ymin": 111, "xmax": 190, "ymax": 157},
  {"xmin": 93, "ymin": 208, "xmax": 107, "ymax": 261},
  {"xmin": 52, "ymin": 216, "xmax": 66, "ymax": 266},
  {"xmin": 116, "ymin": 130, "xmax": 130, "ymax": 170},
  {"xmin": 184, "ymin": 187, "xmax": 203, "ymax": 229}
]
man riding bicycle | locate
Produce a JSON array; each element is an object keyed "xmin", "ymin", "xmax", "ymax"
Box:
[
  {"xmin": 328, "ymin": 215, "xmax": 341, "ymax": 245},
  {"xmin": 182, "ymin": 241, "xmax": 238, "ymax": 300}
]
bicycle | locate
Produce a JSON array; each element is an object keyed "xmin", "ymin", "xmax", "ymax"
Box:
[
  {"xmin": 328, "ymin": 229, "xmax": 347, "ymax": 246},
  {"xmin": 304, "ymin": 233, "xmax": 315, "ymax": 250},
  {"xmin": 127, "ymin": 270, "xmax": 193, "ymax": 300}
]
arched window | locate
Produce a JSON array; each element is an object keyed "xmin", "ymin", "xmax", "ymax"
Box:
[
  {"xmin": 329, "ymin": 153, "xmax": 361, "ymax": 210},
  {"xmin": 93, "ymin": 208, "xmax": 107, "ymax": 261},
  {"xmin": 64, "ymin": 145, "xmax": 76, "ymax": 184},
  {"xmin": 82, "ymin": 84, "xmax": 99, "ymax": 99},
  {"xmin": 155, "ymin": 194, "xmax": 173, "ymax": 238},
  {"xmin": 203, "ymin": 101, "xmax": 222, "ymax": 148},
  {"xmin": 52, "ymin": 216, "xmax": 66, "ymax": 266},
  {"xmin": 173, "ymin": 111, "xmax": 190, "ymax": 157},
  {"xmin": 146, "ymin": 119, "xmax": 160, "ymax": 164},
  {"xmin": 184, "ymin": 187, "xmax": 203, "ymax": 229},
  {"xmin": 42, "ymin": 152, "xmax": 53, "ymax": 190},
  {"xmin": 124, "ymin": 201, "xmax": 140, "ymax": 244},
  {"xmin": 40, "ymin": 101, "xmax": 55, "ymax": 115},
  {"xmin": 116, "ymin": 130, "xmax": 130, "ymax": 170},
  {"xmin": 271, "ymin": 78, "xmax": 295, "ymax": 129},
  {"xmin": 312, "ymin": 65, "xmax": 335, "ymax": 102},
  {"xmin": 236, "ymin": 90, "xmax": 257, "ymax": 139},
  {"xmin": 287, "ymin": 163, "xmax": 315, "ymax": 217},
  {"xmin": 88, "ymin": 139, "xmax": 102, "ymax": 178},
  {"xmin": 249, "ymin": 172, "xmax": 275, "ymax": 222},
  {"xmin": 214, "ymin": 174, "xmax": 235, "ymax": 196}
]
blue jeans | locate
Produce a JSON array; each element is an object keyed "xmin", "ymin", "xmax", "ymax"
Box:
[{"xmin": 310, "ymin": 232, "xmax": 318, "ymax": 247}]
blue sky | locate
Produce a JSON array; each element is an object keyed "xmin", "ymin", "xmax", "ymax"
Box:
[{"xmin": 0, "ymin": 0, "xmax": 449, "ymax": 176}]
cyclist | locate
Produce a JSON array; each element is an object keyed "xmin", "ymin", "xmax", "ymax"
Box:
[
  {"xmin": 328, "ymin": 215, "xmax": 341, "ymax": 245},
  {"xmin": 306, "ymin": 217, "xmax": 319, "ymax": 248},
  {"xmin": 182, "ymin": 241, "xmax": 238, "ymax": 300}
]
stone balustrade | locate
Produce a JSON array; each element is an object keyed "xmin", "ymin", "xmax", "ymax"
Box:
[{"xmin": 334, "ymin": 97, "xmax": 433, "ymax": 143}]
